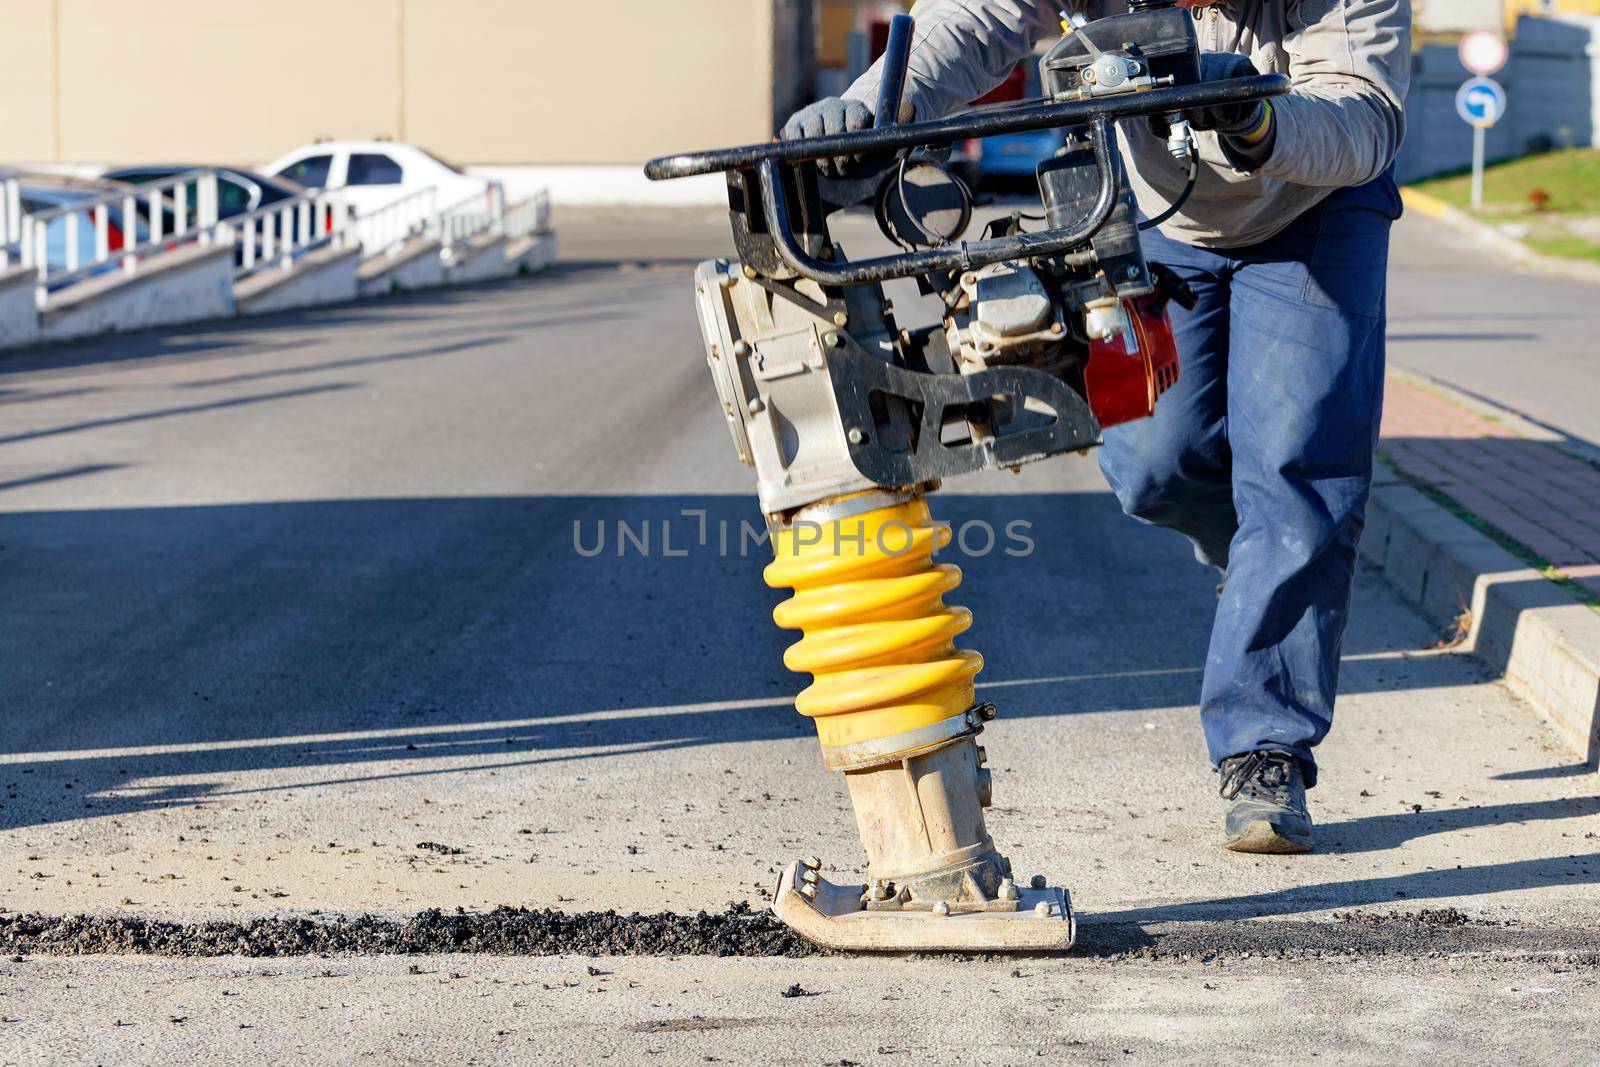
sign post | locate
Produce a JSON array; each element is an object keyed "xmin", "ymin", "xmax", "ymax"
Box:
[
  {"xmin": 1472, "ymin": 123, "xmax": 1486, "ymax": 209},
  {"xmin": 1455, "ymin": 75, "xmax": 1507, "ymax": 210}
]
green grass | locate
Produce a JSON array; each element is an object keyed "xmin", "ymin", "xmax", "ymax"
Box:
[
  {"xmin": 1524, "ymin": 232, "xmax": 1600, "ymax": 265},
  {"xmin": 1413, "ymin": 148, "xmax": 1600, "ymax": 264},
  {"xmin": 1414, "ymin": 147, "xmax": 1600, "ymax": 215}
]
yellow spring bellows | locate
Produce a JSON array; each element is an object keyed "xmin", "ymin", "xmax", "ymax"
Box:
[{"xmin": 764, "ymin": 497, "xmax": 983, "ymax": 751}]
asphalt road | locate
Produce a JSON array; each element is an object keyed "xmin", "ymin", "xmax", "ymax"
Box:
[
  {"xmin": 1, "ymin": 209, "xmax": 1597, "ymax": 1062},
  {"xmin": 1386, "ymin": 215, "xmax": 1600, "ymax": 445}
]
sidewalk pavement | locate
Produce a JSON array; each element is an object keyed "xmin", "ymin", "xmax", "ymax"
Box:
[{"xmin": 1379, "ymin": 373, "xmax": 1600, "ymax": 602}]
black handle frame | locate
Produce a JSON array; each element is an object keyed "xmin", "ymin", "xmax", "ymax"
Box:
[
  {"xmin": 645, "ymin": 75, "xmax": 1285, "ymax": 180},
  {"xmin": 644, "ymin": 74, "xmax": 1288, "ymax": 288}
]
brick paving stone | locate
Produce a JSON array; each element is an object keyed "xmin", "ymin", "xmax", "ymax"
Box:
[
  {"xmin": 1380, "ymin": 376, "xmax": 1600, "ymax": 587},
  {"xmin": 1545, "ymin": 520, "xmax": 1600, "ymax": 539}
]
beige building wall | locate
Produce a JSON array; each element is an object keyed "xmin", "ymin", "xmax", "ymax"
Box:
[
  {"xmin": 5, "ymin": 1, "xmax": 60, "ymax": 162},
  {"xmin": 406, "ymin": 1, "xmax": 779, "ymax": 164},
  {"xmin": 54, "ymin": 0, "xmax": 399, "ymax": 165},
  {"xmin": 3, "ymin": 0, "xmax": 799, "ymax": 166}
]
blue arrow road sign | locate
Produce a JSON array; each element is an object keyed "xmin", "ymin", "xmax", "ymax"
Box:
[{"xmin": 1456, "ymin": 76, "xmax": 1507, "ymax": 128}]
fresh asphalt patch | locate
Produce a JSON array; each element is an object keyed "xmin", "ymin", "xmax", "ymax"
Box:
[
  {"xmin": 0, "ymin": 904, "xmax": 813, "ymax": 960},
  {"xmin": 2, "ymin": 906, "xmax": 1595, "ymax": 965}
]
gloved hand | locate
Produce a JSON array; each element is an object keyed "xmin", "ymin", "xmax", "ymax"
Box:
[
  {"xmin": 781, "ymin": 97, "xmax": 875, "ymax": 179},
  {"xmin": 1185, "ymin": 52, "xmax": 1271, "ymax": 139}
]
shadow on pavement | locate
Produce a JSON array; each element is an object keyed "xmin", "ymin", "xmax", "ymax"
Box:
[
  {"xmin": 1087, "ymin": 851, "xmax": 1600, "ymax": 926},
  {"xmin": 1494, "ymin": 762, "xmax": 1597, "ymax": 781},
  {"xmin": 0, "ymin": 383, "xmax": 356, "ymax": 446},
  {"xmin": 0, "ymin": 270, "xmax": 634, "ymax": 380},
  {"xmin": 3, "ymin": 492, "xmax": 1492, "ymax": 834},
  {"xmin": 1316, "ymin": 795, "xmax": 1600, "ymax": 855},
  {"xmin": 0, "ymin": 463, "xmax": 126, "ymax": 492},
  {"xmin": 174, "ymin": 335, "xmax": 510, "ymax": 388}
]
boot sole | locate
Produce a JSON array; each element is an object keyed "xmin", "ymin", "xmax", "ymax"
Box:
[{"xmin": 1223, "ymin": 820, "xmax": 1313, "ymax": 855}]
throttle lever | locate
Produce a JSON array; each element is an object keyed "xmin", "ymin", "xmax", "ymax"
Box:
[{"xmin": 1149, "ymin": 261, "xmax": 1199, "ymax": 312}]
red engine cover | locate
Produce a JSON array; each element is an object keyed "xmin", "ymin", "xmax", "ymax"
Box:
[{"xmin": 1083, "ymin": 296, "xmax": 1180, "ymax": 428}]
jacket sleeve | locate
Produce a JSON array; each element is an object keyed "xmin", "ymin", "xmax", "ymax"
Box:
[
  {"xmin": 840, "ymin": 0, "xmax": 1061, "ymax": 121},
  {"xmin": 1257, "ymin": 0, "xmax": 1411, "ymax": 187}
]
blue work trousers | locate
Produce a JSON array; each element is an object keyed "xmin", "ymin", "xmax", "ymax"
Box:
[{"xmin": 1099, "ymin": 173, "xmax": 1402, "ymax": 786}]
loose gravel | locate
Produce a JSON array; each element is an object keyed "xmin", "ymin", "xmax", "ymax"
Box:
[{"xmin": 1, "ymin": 905, "xmax": 1595, "ymax": 963}]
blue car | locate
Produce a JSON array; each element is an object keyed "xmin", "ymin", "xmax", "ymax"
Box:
[
  {"xmin": 958, "ymin": 128, "xmax": 1068, "ymax": 184},
  {"xmin": 7, "ymin": 172, "xmax": 151, "ymax": 291}
]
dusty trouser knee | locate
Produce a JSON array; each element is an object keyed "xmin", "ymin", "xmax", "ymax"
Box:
[{"xmin": 1100, "ymin": 425, "xmax": 1236, "ymax": 570}]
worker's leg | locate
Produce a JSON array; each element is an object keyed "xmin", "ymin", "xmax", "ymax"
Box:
[
  {"xmin": 1098, "ymin": 229, "xmax": 1234, "ymax": 569},
  {"xmin": 1199, "ymin": 178, "xmax": 1400, "ymax": 786}
]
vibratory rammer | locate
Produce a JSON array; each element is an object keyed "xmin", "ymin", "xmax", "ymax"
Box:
[{"xmin": 645, "ymin": 4, "xmax": 1287, "ymax": 952}]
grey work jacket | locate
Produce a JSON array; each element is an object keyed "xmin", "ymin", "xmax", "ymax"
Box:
[{"xmin": 840, "ymin": 0, "xmax": 1411, "ymax": 247}]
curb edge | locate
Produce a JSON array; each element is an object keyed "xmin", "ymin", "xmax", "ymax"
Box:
[{"xmin": 1362, "ymin": 482, "xmax": 1600, "ymax": 770}]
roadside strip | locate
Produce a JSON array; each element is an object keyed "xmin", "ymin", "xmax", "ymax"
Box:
[
  {"xmin": 1366, "ymin": 368, "xmax": 1600, "ymax": 769},
  {"xmin": 1399, "ymin": 186, "xmax": 1600, "ymax": 287}
]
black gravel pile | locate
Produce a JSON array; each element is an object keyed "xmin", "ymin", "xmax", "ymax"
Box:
[
  {"xmin": 3, "ymin": 906, "xmax": 1594, "ymax": 963},
  {"xmin": 0, "ymin": 903, "xmax": 821, "ymax": 959}
]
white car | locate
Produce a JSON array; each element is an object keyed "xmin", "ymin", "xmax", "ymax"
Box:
[{"xmin": 262, "ymin": 140, "xmax": 502, "ymax": 219}]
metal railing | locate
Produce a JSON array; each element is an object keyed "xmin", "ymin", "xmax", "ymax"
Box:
[
  {"xmin": 349, "ymin": 186, "xmax": 440, "ymax": 260},
  {"xmin": 501, "ymin": 190, "xmax": 551, "ymax": 242},
  {"xmin": 310, "ymin": 184, "xmax": 548, "ymax": 266},
  {"xmin": 17, "ymin": 168, "xmax": 220, "ymax": 293},
  {"xmin": 0, "ymin": 176, "xmax": 20, "ymax": 271},
  {"xmin": 219, "ymin": 194, "xmax": 353, "ymax": 278},
  {"xmin": 437, "ymin": 185, "xmax": 507, "ymax": 253},
  {"xmin": 5, "ymin": 170, "xmax": 550, "ymax": 293}
]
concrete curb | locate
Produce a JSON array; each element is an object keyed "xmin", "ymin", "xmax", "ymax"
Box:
[
  {"xmin": 235, "ymin": 245, "xmax": 361, "ymax": 317},
  {"xmin": 39, "ymin": 244, "xmax": 236, "ymax": 342},
  {"xmin": 1362, "ymin": 481, "xmax": 1600, "ymax": 769},
  {"xmin": 442, "ymin": 234, "xmax": 513, "ymax": 286},
  {"xmin": 356, "ymin": 235, "xmax": 446, "ymax": 298},
  {"xmin": 1399, "ymin": 186, "xmax": 1600, "ymax": 287},
  {"xmin": 506, "ymin": 230, "xmax": 557, "ymax": 274},
  {"xmin": 0, "ymin": 265, "xmax": 41, "ymax": 349}
]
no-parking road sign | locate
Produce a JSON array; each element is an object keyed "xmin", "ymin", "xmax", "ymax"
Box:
[{"xmin": 1459, "ymin": 29, "xmax": 1509, "ymax": 76}]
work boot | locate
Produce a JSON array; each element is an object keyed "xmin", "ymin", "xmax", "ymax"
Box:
[{"xmin": 1217, "ymin": 750, "xmax": 1313, "ymax": 854}]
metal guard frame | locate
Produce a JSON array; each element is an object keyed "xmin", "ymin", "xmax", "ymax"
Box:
[
  {"xmin": 644, "ymin": 74, "xmax": 1289, "ymax": 287},
  {"xmin": 827, "ymin": 349, "xmax": 1102, "ymax": 484},
  {"xmin": 757, "ymin": 120, "xmax": 1115, "ymax": 286}
]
